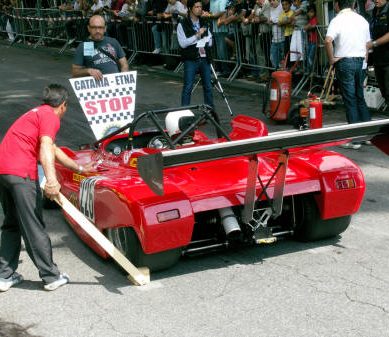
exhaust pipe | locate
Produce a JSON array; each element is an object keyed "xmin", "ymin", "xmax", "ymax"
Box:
[{"xmin": 219, "ymin": 207, "xmax": 241, "ymax": 238}]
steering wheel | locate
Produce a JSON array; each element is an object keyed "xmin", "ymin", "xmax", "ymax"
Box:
[{"xmin": 147, "ymin": 135, "xmax": 170, "ymax": 149}]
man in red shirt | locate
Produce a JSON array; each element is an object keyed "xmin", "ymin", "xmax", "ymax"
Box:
[{"xmin": 0, "ymin": 84, "xmax": 94, "ymax": 292}]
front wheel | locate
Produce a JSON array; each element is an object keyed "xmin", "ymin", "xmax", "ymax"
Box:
[
  {"xmin": 106, "ymin": 227, "xmax": 182, "ymax": 272},
  {"xmin": 293, "ymin": 195, "xmax": 351, "ymax": 242}
]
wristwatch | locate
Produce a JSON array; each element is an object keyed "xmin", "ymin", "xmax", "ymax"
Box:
[{"xmin": 372, "ymin": 40, "xmax": 378, "ymax": 48}]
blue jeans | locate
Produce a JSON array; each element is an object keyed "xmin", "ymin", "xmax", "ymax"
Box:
[
  {"xmin": 151, "ymin": 24, "xmax": 167, "ymax": 52},
  {"xmin": 181, "ymin": 58, "xmax": 214, "ymax": 108},
  {"xmin": 306, "ymin": 42, "xmax": 316, "ymax": 72},
  {"xmin": 335, "ymin": 58, "xmax": 370, "ymax": 124},
  {"xmin": 213, "ymin": 32, "xmax": 229, "ymax": 73},
  {"xmin": 270, "ymin": 41, "xmax": 284, "ymax": 69}
]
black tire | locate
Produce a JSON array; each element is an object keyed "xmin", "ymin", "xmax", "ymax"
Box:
[
  {"xmin": 106, "ymin": 227, "xmax": 182, "ymax": 272},
  {"xmin": 287, "ymin": 105, "xmax": 303, "ymax": 129},
  {"xmin": 293, "ymin": 195, "xmax": 351, "ymax": 242}
]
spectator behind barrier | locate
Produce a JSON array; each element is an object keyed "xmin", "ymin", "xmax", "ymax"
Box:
[
  {"xmin": 251, "ymin": 0, "xmax": 271, "ymax": 81},
  {"xmin": 269, "ymin": 0, "xmax": 284, "ymax": 69},
  {"xmin": 210, "ymin": 0, "xmax": 230, "ymax": 75},
  {"xmin": 0, "ymin": 0, "xmax": 16, "ymax": 42},
  {"xmin": 289, "ymin": 0, "xmax": 308, "ymax": 67},
  {"xmin": 161, "ymin": 0, "xmax": 188, "ymax": 51},
  {"xmin": 148, "ymin": 0, "xmax": 169, "ymax": 54},
  {"xmin": 303, "ymin": 4, "xmax": 318, "ymax": 73},
  {"xmin": 278, "ymin": 0, "xmax": 294, "ymax": 66},
  {"xmin": 111, "ymin": 0, "xmax": 126, "ymax": 10},
  {"xmin": 108, "ymin": 0, "xmax": 138, "ymax": 48},
  {"xmin": 61, "ymin": 0, "xmax": 91, "ymax": 44},
  {"xmin": 72, "ymin": 14, "xmax": 129, "ymax": 80},
  {"xmin": 218, "ymin": 1, "xmax": 240, "ymax": 61}
]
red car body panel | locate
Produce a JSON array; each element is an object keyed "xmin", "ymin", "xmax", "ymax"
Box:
[{"xmin": 55, "ymin": 115, "xmax": 366, "ymax": 259}]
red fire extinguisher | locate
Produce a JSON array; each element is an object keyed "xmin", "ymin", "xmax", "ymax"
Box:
[
  {"xmin": 268, "ymin": 71, "xmax": 292, "ymax": 121},
  {"xmin": 309, "ymin": 96, "xmax": 323, "ymax": 129}
]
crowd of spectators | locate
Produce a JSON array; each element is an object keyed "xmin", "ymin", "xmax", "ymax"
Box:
[{"xmin": 0, "ymin": 0, "xmax": 386, "ymax": 84}]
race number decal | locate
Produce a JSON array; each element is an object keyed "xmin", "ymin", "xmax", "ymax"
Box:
[{"xmin": 79, "ymin": 177, "xmax": 105, "ymax": 222}]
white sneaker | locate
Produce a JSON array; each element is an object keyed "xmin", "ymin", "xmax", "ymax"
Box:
[
  {"xmin": 152, "ymin": 48, "xmax": 161, "ymax": 54},
  {"xmin": 0, "ymin": 272, "xmax": 24, "ymax": 292},
  {"xmin": 44, "ymin": 273, "xmax": 69, "ymax": 291},
  {"xmin": 340, "ymin": 142, "xmax": 361, "ymax": 150}
]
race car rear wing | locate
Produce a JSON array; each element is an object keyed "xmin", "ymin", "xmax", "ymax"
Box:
[{"xmin": 137, "ymin": 119, "xmax": 389, "ymax": 196}]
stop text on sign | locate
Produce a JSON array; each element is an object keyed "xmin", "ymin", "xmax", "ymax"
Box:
[{"xmin": 84, "ymin": 96, "xmax": 133, "ymax": 115}]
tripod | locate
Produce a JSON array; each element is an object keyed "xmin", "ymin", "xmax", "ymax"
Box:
[{"xmin": 192, "ymin": 63, "xmax": 234, "ymax": 116}]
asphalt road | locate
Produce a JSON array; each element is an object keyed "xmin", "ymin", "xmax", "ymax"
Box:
[{"xmin": 0, "ymin": 43, "xmax": 389, "ymax": 337}]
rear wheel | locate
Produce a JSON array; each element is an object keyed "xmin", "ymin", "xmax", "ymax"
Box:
[
  {"xmin": 293, "ymin": 195, "xmax": 351, "ymax": 242},
  {"xmin": 106, "ymin": 227, "xmax": 182, "ymax": 272}
]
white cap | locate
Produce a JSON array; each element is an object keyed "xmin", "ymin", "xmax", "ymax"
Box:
[{"xmin": 165, "ymin": 110, "xmax": 195, "ymax": 136}]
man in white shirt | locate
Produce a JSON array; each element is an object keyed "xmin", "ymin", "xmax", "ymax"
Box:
[
  {"xmin": 325, "ymin": 0, "xmax": 371, "ymax": 149},
  {"xmin": 163, "ymin": 0, "xmax": 187, "ymax": 21},
  {"xmin": 161, "ymin": 0, "xmax": 188, "ymax": 50},
  {"xmin": 269, "ymin": 0, "xmax": 283, "ymax": 69},
  {"xmin": 252, "ymin": 0, "xmax": 271, "ymax": 79}
]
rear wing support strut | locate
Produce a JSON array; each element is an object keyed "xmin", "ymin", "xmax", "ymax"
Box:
[{"xmin": 242, "ymin": 151, "xmax": 289, "ymax": 224}]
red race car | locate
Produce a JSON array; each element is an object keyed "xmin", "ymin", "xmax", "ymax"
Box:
[{"xmin": 54, "ymin": 105, "xmax": 389, "ymax": 271}]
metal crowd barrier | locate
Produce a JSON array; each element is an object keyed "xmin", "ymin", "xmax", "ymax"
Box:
[
  {"xmin": 0, "ymin": 11, "xmax": 14, "ymax": 40},
  {"xmin": 119, "ymin": 17, "xmax": 182, "ymax": 65},
  {"xmin": 3, "ymin": 8, "xmax": 85, "ymax": 48},
  {"xmin": 7, "ymin": 8, "xmax": 68, "ymax": 47},
  {"xmin": 58, "ymin": 10, "xmax": 88, "ymax": 53},
  {"xmin": 226, "ymin": 21, "xmax": 274, "ymax": 81},
  {"xmin": 291, "ymin": 24, "xmax": 329, "ymax": 96},
  {"xmin": 0, "ymin": 9, "xmax": 329, "ymax": 95}
]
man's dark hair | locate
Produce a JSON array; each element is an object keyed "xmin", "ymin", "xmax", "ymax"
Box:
[
  {"xmin": 335, "ymin": 0, "xmax": 354, "ymax": 10},
  {"xmin": 225, "ymin": 0, "xmax": 236, "ymax": 9},
  {"xmin": 281, "ymin": 0, "xmax": 292, "ymax": 5},
  {"xmin": 187, "ymin": 0, "xmax": 201, "ymax": 10},
  {"xmin": 307, "ymin": 4, "xmax": 316, "ymax": 14},
  {"xmin": 42, "ymin": 84, "xmax": 69, "ymax": 107}
]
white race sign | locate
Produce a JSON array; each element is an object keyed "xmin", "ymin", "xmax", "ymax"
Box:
[{"xmin": 69, "ymin": 71, "xmax": 137, "ymax": 140}]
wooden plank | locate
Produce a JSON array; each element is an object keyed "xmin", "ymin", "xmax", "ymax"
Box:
[
  {"xmin": 56, "ymin": 192, "xmax": 150, "ymax": 286},
  {"xmin": 40, "ymin": 176, "xmax": 150, "ymax": 286}
]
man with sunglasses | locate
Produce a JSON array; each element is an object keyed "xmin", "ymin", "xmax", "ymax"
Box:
[
  {"xmin": 72, "ymin": 15, "xmax": 129, "ymax": 81},
  {"xmin": 0, "ymin": 84, "xmax": 94, "ymax": 292}
]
